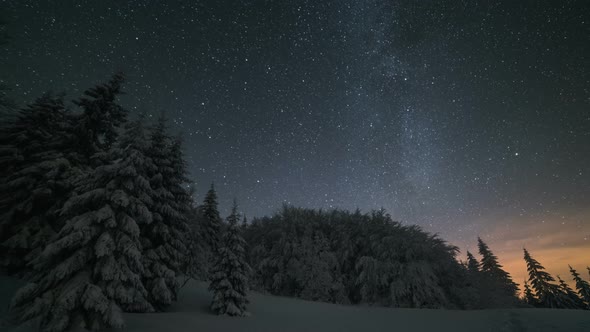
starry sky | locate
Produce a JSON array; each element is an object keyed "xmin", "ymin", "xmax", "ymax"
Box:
[{"xmin": 1, "ymin": 0, "xmax": 589, "ymax": 284}]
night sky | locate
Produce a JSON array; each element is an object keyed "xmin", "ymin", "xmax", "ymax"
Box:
[{"xmin": 1, "ymin": 0, "xmax": 589, "ymax": 284}]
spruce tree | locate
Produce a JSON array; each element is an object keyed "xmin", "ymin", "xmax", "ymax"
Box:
[
  {"xmin": 202, "ymin": 183, "xmax": 222, "ymax": 253},
  {"xmin": 569, "ymin": 265, "xmax": 590, "ymax": 309},
  {"xmin": 209, "ymin": 201, "xmax": 250, "ymax": 316},
  {"xmin": 0, "ymin": 94, "xmax": 79, "ymax": 275},
  {"xmin": 523, "ymin": 248, "xmax": 564, "ymax": 308},
  {"xmin": 141, "ymin": 117, "xmax": 191, "ymax": 310},
  {"xmin": 463, "ymin": 250, "xmax": 483, "ymax": 308},
  {"xmin": 9, "ymin": 118, "xmax": 155, "ymax": 332},
  {"xmin": 557, "ymin": 275, "xmax": 585, "ymax": 309},
  {"xmin": 523, "ymin": 280, "xmax": 538, "ymax": 306},
  {"xmin": 168, "ymin": 136, "xmax": 194, "ymax": 274},
  {"xmin": 477, "ymin": 238, "xmax": 519, "ymax": 299},
  {"xmin": 73, "ymin": 72, "xmax": 127, "ymax": 160},
  {"xmin": 466, "ymin": 251, "xmax": 480, "ymax": 274},
  {"xmin": 186, "ymin": 203, "xmax": 209, "ymax": 281}
]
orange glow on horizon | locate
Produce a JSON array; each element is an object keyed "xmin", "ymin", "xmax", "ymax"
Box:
[{"xmin": 454, "ymin": 208, "xmax": 590, "ymax": 292}]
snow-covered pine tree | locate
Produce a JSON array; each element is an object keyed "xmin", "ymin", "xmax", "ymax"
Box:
[
  {"xmin": 73, "ymin": 72, "xmax": 127, "ymax": 161},
  {"xmin": 477, "ymin": 238, "xmax": 519, "ymax": 299},
  {"xmin": 202, "ymin": 183, "xmax": 222, "ymax": 254},
  {"xmin": 209, "ymin": 200, "xmax": 250, "ymax": 316},
  {"xmin": 557, "ymin": 275, "xmax": 585, "ymax": 309},
  {"xmin": 9, "ymin": 118, "xmax": 156, "ymax": 332},
  {"xmin": 523, "ymin": 248, "xmax": 565, "ymax": 309},
  {"xmin": 298, "ymin": 234, "xmax": 346, "ymax": 304},
  {"xmin": 0, "ymin": 93, "xmax": 79, "ymax": 275},
  {"xmin": 570, "ymin": 265, "xmax": 590, "ymax": 309},
  {"xmin": 168, "ymin": 135, "xmax": 195, "ymax": 275},
  {"xmin": 141, "ymin": 117, "xmax": 191, "ymax": 310}
]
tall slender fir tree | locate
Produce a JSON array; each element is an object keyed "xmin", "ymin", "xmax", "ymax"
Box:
[
  {"xmin": 523, "ymin": 248, "xmax": 567, "ymax": 309},
  {"xmin": 477, "ymin": 237, "xmax": 519, "ymax": 299},
  {"xmin": 209, "ymin": 200, "xmax": 250, "ymax": 316},
  {"xmin": 202, "ymin": 183, "xmax": 222, "ymax": 253}
]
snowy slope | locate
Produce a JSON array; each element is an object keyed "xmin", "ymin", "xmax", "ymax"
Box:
[{"xmin": 1, "ymin": 276, "xmax": 589, "ymax": 332}]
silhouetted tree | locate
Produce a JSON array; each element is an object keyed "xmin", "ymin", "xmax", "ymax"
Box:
[
  {"xmin": 522, "ymin": 280, "xmax": 538, "ymax": 306},
  {"xmin": 569, "ymin": 265, "xmax": 590, "ymax": 309},
  {"xmin": 557, "ymin": 275, "xmax": 585, "ymax": 309},
  {"xmin": 477, "ymin": 238, "xmax": 519, "ymax": 305},
  {"xmin": 466, "ymin": 251, "xmax": 480, "ymax": 274},
  {"xmin": 523, "ymin": 248, "xmax": 567, "ymax": 309}
]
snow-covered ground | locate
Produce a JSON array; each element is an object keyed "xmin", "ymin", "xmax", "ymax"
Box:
[{"xmin": 1, "ymin": 276, "xmax": 589, "ymax": 332}]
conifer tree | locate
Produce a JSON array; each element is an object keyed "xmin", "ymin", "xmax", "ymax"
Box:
[
  {"xmin": 462, "ymin": 250, "xmax": 483, "ymax": 308},
  {"xmin": 477, "ymin": 238, "xmax": 519, "ymax": 298},
  {"xmin": 569, "ymin": 265, "xmax": 590, "ymax": 309},
  {"xmin": 168, "ymin": 136, "xmax": 194, "ymax": 272},
  {"xmin": 202, "ymin": 183, "xmax": 222, "ymax": 253},
  {"xmin": 557, "ymin": 275, "xmax": 585, "ymax": 309},
  {"xmin": 522, "ymin": 279, "xmax": 538, "ymax": 306},
  {"xmin": 209, "ymin": 200, "xmax": 250, "ymax": 316},
  {"xmin": 523, "ymin": 248, "xmax": 564, "ymax": 309},
  {"xmin": 298, "ymin": 234, "xmax": 345, "ymax": 303},
  {"xmin": 466, "ymin": 251, "xmax": 480, "ymax": 274},
  {"xmin": 0, "ymin": 94, "xmax": 79, "ymax": 275},
  {"xmin": 141, "ymin": 117, "xmax": 191, "ymax": 310},
  {"xmin": 9, "ymin": 118, "xmax": 155, "ymax": 332},
  {"xmin": 73, "ymin": 72, "xmax": 127, "ymax": 160}
]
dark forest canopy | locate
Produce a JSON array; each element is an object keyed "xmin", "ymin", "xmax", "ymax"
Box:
[{"xmin": 243, "ymin": 206, "xmax": 518, "ymax": 309}]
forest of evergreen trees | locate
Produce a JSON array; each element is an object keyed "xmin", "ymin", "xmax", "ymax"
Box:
[{"xmin": 0, "ymin": 75, "xmax": 589, "ymax": 332}]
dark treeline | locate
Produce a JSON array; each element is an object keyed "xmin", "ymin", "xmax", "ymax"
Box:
[
  {"xmin": 240, "ymin": 207, "xmax": 590, "ymax": 310},
  {"xmin": 0, "ymin": 75, "xmax": 589, "ymax": 332},
  {"xmin": 242, "ymin": 207, "xmax": 520, "ymax": 309},
  {"xmin": 244, "ymin": 207, "xmax": 474, "ymax": 308}
]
